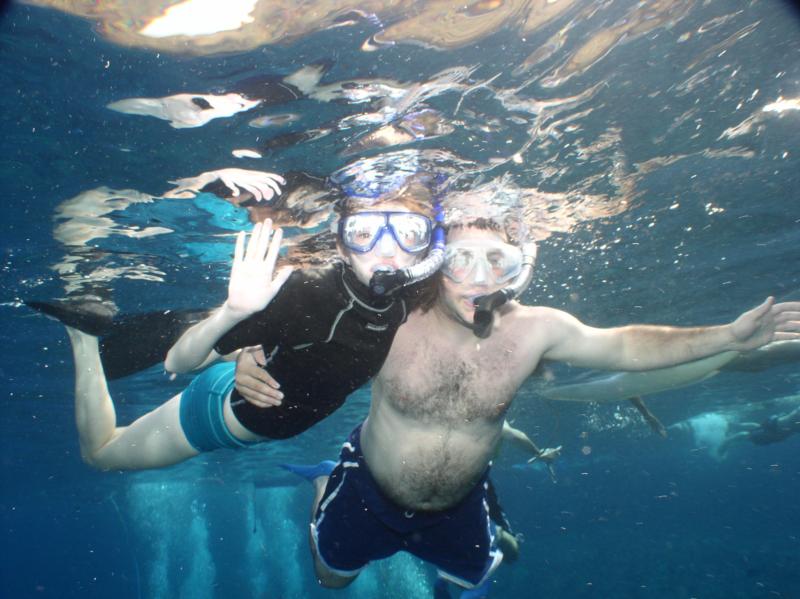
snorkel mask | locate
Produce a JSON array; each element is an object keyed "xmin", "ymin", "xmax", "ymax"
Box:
[
  {"xmin": 367, "ymin": 204, "xmax": 445, "ymax": 296},
  {"xmin": 441, "ymin": 178, "xmax": 536, "ymax": 338},
  {"xmin": 330, "ymin": 154, "xmax": 448, "ymax": 297},
  {"xmin": 470, "ymin": 242, "xmax": 536, "ymax": 338},
  {"xmin": 441, "ymin": 237, "xmax": 536, "ymax": 338}
]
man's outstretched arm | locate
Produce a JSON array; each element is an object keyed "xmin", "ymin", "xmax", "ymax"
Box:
[{"xmin": 540, "ymin": 298, "xmax": 800, "ymax": 372}]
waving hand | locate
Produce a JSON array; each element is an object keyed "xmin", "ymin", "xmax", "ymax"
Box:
[{"xmin": 226, "ymin": 220, "xmax": 294, "ymax": 319}]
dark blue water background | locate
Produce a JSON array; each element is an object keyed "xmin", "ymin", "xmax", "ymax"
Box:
[{"xmin": 1, "ymin": 1, "xmax": 799, "ymax": 597}]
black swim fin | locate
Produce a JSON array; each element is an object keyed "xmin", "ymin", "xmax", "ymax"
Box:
[
  {"xmin": 25, "ymin": 300, "xmax": 116, "ymax": 336},
  {"xmin": 26, "ymin": 300, "xmax": 211, "ymax": 380},
  {"xmin": 99, "ymin": 308, "xmax": 210, "ymax": 380}
]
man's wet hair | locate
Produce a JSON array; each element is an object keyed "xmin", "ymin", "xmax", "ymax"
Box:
[
  {"xmin": 445, "ymin": 217, "xmax": 515, "ymax": 244},
  {"xmin": 446, "ymin": 217, "xmax": 503, "ymax": 234}
]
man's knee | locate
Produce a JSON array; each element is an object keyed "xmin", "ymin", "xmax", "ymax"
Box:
[
  {"xmin": 310, "ymin": 536, "xmax": 358, "ymax": 589},
  {"xmin": 80, "ymin": 449, "xmax": 104, "ymax": 470},
  {"xmin": 314, "ymin": 561, "xmax": 357, "ymax": 589}
]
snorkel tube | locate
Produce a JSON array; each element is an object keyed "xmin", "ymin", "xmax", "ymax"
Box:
[
  {"xmin": 370, "ymin": 203, "xmax": 445, "ymax": 296},
  {"xmin": 472, "ymin": 242, "xmax": 537, "ymax": 339}
]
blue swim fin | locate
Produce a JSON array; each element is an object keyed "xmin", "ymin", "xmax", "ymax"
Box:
[{"xmin": 280, "ymin": 461, "xmax": 336, "ymax": 482}]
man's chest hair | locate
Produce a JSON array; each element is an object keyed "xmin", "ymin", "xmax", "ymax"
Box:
[{"xmin": 380, "ymin": 333, "xmax": 519, "ymax": 422}]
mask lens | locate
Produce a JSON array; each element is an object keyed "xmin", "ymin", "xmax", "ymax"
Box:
[
  {"xmin": 486, "ymin": 248, "xmax": 521, "ymax": 283},
  {"xmin": 341, "ymin": 213, "xmax": 385, "ymax": 252},
  {"xmin": 443, "ymin": 247, "xmax": 476, "ymax": 282},
  {"xmin": 388, "ymin": 213, "xmax": 431, "ymax": 253}
]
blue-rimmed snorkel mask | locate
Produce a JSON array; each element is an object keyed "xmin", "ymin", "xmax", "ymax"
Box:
[
  {"xmin": 367, "ymin": 204, "xmax": 445, "ymax": 296},
  {"xmin": 330, "ymin": 153, "xmax": 448, "ymax": 297},
  {"xmin": 339, "ymin": 211, "xmax": 433, "ymax": 255}
]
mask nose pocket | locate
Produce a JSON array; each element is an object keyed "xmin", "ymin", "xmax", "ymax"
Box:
[{"xmin": 377, "ymin": 230, "xmax": 397, "ymax": 257}]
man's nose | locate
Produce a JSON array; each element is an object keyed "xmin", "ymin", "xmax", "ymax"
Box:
[
  {"xmin": 471, "ymin": 261, "xmax": 490, "ymax": 286},
  {"xmin": 377, "ymin": 230, "xmax": 398, "ymax": 257}
]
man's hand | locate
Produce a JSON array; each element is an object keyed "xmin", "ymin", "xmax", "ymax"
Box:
[
  {"xmin": 730, "ymin": 297, "xmax": 800, "ymax": 350},
  {"xmin": 163, "ymin": 168, "xmax": 285, "ymax": 202},
  {"xmin": 528, "ymin": 445, "xmax": 562, "ymax": 464},
  {"xmin": 527, "ymin": 445, "xmax": 561, "ymax": 483},
  {"xmin": 235, "ymin": 346, "xmax": 284, "ymax": 408},
  {"xmin": 225, "ymin": 220, "xmax": 293, "ymax": 319}
]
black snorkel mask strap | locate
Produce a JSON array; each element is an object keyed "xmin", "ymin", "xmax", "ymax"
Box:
[
  {"xmin": 472, "ymin": 242, "xmax": 537, "ymax": 339},
  {"xmin": 369, "ymin": 201, "xmax": 446, "ymax": 297}
]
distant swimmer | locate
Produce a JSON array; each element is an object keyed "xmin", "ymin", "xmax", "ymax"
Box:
[
  {"xmin": 719, "ymin": 403, "xmax": 800, "ymax": 454},
  {"xmin": 31, "ymin": 177, "xmax": 447, "ymax": 470},
  {"xmin": 670, "ymin": 400, "xmax": 800, "ymax": 460}
]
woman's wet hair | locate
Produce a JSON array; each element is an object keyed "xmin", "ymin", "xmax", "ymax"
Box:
[{"xmin": 334, "ymin": 178, "xmax": 436, "ymax": 218}]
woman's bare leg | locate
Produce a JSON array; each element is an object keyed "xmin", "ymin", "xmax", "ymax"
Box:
[{"xmin": 66, "ymin": 326, "xmax": 199, "ymax": 470}]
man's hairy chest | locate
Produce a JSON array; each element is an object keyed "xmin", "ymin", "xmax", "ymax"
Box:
[{"xmin": 378, "ymin": 329, "xmax": 522, "ymax": 423}]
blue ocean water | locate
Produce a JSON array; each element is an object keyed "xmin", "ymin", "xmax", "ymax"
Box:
[{"xmin": 1, "ymin": 1, "xmax": 799, "ymax": 597}]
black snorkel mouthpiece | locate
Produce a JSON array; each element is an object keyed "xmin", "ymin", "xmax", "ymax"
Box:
[
  {"xmin": 370, "ymin": 268, "xmax": 409, "ymax": 297},
  {"xmin": 473, "ymin": 290, "xmax": 512, "ymax": 339}
]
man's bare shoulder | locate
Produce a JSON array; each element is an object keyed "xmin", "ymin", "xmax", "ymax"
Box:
[
  {"xmin": 500, "ymin": 304, "xmax": 579, "ymax": 349},
  {"xmin": 508, "ymin": 303, "xmax": 573, "ymax": 326}
]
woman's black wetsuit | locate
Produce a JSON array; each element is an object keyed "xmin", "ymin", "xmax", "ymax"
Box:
[
  {"xmin": 29, "ymin": 251, "xmax": 416, "ymax": 440},
  {"xmin": 212, "ymin": 262, "xmax": 409, "ymax": 439},
  {"xmin": 84, "ymin": 262, "xmax": 410, "ymax": 440}
]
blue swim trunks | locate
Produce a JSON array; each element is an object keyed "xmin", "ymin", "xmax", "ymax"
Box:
[
  {"xmin": 179, "ymin": 362, "xmax": 258, "ymax": 452},
  {"xmin": 312, "ymin": 424, "xmax": 503, "ymax": 589}
]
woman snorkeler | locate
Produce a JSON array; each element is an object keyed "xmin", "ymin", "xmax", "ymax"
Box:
[{"xmin": 53, "ymin": 177, "xmax": 445, "ymax": 470}]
